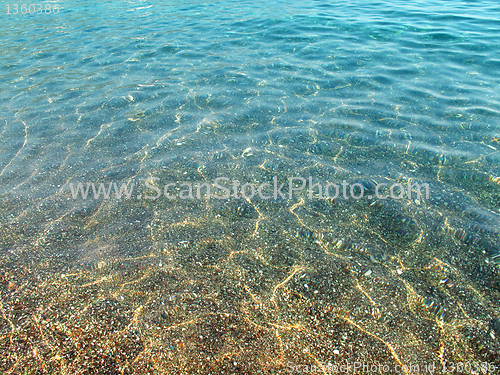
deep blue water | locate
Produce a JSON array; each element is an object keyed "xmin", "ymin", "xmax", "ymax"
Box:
[{"xmin": 2, "ymin": 1, "xmax": 499, "ymax": 197}]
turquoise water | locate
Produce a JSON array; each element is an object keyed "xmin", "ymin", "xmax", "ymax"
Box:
[{"xmin": 1, "ymin": 0, "xmax": 500, "ymax": 373}]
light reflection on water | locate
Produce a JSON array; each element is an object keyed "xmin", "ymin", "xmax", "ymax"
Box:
[{"xmin": 0, "ymin": 0, "xmax": 500, "ymax": 373}]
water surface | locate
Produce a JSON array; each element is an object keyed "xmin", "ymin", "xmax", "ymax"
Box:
[{"xmin": 1, "ymin": 0, "xmax": 500, "ymax": 373}]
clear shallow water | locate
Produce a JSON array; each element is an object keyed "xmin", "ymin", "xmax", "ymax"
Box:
[{"xmin": 1, "ymin": 0, "xmax": 500, "ymax": 373}]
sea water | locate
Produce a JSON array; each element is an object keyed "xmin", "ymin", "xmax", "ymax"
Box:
[{"xmin": 1, "ymin": 0, "xmax": 500, "ymax": 373}]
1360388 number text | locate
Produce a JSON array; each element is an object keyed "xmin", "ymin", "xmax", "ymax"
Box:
[{"xmin": 6, "ymin": 4, "xmax": 60, "ymax": 15}]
